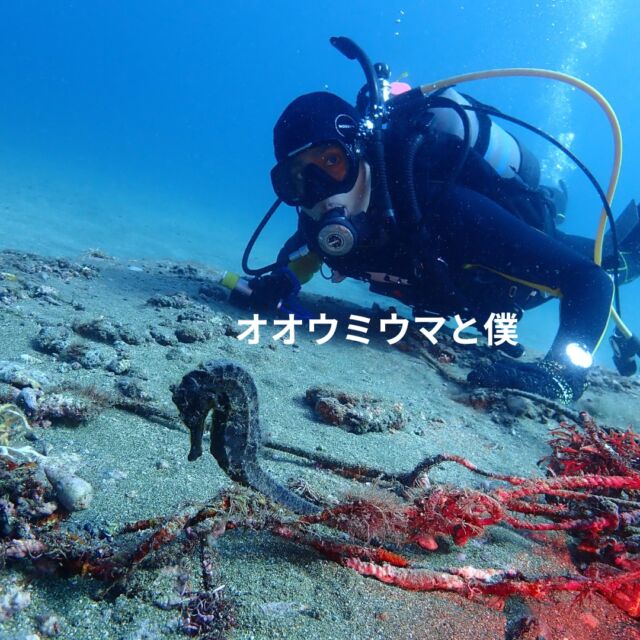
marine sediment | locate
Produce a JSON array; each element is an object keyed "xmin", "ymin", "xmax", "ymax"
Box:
[{"xmin": 305, "ymin": 384, "xmax": 406, "ymax": 433}]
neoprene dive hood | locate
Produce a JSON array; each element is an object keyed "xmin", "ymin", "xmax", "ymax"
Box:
[
  {"xmin": 242, "ymin": 37, "xmax": 397, "ymax": 276},
  {"xmin": 272, "ymin": 92, "xmax": 360, "ymax": 164}
]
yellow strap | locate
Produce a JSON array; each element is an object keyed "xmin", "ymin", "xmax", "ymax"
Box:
[
  {"xmin": 463, "ymin": 263, "xmax": 612, "ymax": 352},
  {"xmin": 462, "ymin": 264, "xmax": 562, "ymax": 298},
  {"xmin": 288, "ymin": 252, "xmax": 322, "ymax": 284}
]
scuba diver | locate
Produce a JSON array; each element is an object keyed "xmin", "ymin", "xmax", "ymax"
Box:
[{"xmin": 229, "ymin": 38, "xmax": 640, "ymax": 405}]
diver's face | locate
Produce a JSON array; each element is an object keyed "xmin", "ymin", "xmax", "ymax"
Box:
[{"xmin": 302, "ymin": 161, "xmax": 372, "ymax": 221}]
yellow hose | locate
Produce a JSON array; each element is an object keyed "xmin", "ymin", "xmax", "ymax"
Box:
[{"xmin": 419, "ymin": 68, "xmax": 632, "ymax": 339}]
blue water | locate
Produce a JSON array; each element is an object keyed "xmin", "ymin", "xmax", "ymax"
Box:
[{"xmin": 1, "ymin": 0, "xmax": 639, "ymax": 361}]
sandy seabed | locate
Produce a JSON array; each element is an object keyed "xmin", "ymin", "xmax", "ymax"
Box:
[{"xmin": 0, "ymin": 248, "xmax": 639, "ymax": 640}]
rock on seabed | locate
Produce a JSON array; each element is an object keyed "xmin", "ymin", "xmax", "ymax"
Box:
[{"xmin": 44, "ymin": 464, "xmax": 94, "ymax": 512}]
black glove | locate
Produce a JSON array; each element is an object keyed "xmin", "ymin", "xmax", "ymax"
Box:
[
  {"xmin": 229, "ymin": 267, "xmax": 300, "ymax": 313},
  {"xmin": 467, "ymin": 358, "xmax": 587, "ymax": 404}
]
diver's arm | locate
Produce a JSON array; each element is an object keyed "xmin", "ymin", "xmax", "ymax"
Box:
[
  {"xmin": 282, "ymin": 250, "xmax": 323, "ymax": 285},
  {"xmin": 432, "ymin": 186, "xmax": 613, "ymax": 402},
  {"xmin": 435, "ymin": 186, "xmax": 614, "ymax": 357},
  {"xmin": 276, "ymin": 230, "xmax": 323, "ymax": 284},
  {"xmin": 230, "ymin": 232, "xmax": 321, "ymax": 315}
]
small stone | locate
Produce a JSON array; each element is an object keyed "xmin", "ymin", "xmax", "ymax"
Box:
[
  {"xmin": 175, "ymin": 325, "xmax": 212, "ymax": 343},
  {"xmin": 505, "ymin": 394, "xmax": 531, "ymax": 417},
  {"xmin": 0, "ymin": 360, "xmax": 50, "ymax": 388},
  {"xmin": 37, "ymin": 612, "xmax": 62, "ymax": 636},
  {"xmin": 115, "ymin": 378, "xmax": 151, "ymax": 401},
  {"xmin": 0, "ymin": 582, "xmax": 31, "ymax": 618},
  {"xmin": 147, "ymin": 292, "xmax": 193, "ymax": 308},
  {"xmin": 305, "ymin": 384, "xmax": 406, "ymax": 433},
  {"xmin": 72, "ymin": 317, "xmax": 120, "ymax": 344},
  {"xmin": 44, "ymin": 465, "xmax": 93, "ymax": 512},
  {"xmin": 72, "ymin": 317, "xmax": 142, "ymax": 345},
  {"xmin": 35, "ymin": 393, "xmax": 92, "ymax": 425},
  {"xmin": 16, "ymin": 386, "xmax": 40, "ymax": 414},
  {"xmin": 155, "ymin": 459, "xmax": 170, "ymax": 470},
  {"xmin": 106, "ymin": 358, "xmax": 131, "ymax": 375},
  {"xmin": 150, "ymin": 328, "xmax": 176, "ymax": 346}
]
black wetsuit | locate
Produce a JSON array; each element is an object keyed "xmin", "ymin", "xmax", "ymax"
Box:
[
  {"xmin": 415, "ymin": 184, "xmax": 614, "ymax": 360},
  {"xmin": 277, "ymin": 135, "xmax": 618, "ymax": 362}
]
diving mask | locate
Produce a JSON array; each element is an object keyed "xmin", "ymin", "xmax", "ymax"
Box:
[{"xmin": 270, "ymin": 141, "xmax": 361, "ymax": 209}]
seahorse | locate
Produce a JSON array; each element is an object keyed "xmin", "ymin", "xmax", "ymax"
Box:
[{"xmin": 171, "ymin": 359, "xmax": 321, "ymax": 515}]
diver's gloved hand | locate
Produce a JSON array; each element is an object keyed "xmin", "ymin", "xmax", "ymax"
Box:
[
  {"xmin": 229, "ymin": 267, "xmax": 301, "ymax": 314},
  {"xmin": 278, "ymin": 293, "xmax": 314, "ymax": 320},
  {"xmin": 467, "ymin": 358, "xmax": 588, "ymax": 404}
]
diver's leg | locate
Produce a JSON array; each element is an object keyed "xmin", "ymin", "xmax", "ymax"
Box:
[
  {"xmin": 552, "ymin": 231, "xmax": 595, "ymax": 258},
  {"xmin": 554, "ymin": 203, "xmax": 640, "ymax": 285}
]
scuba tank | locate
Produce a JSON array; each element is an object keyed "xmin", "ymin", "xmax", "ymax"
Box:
[{"xmin": 425, "ymin": 88, "xmax": 540, "ymax": 185}]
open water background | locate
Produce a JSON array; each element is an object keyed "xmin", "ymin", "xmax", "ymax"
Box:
[{"xmin": 1, "ymin": 0, "xmax": 639, "ymax": 361}]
